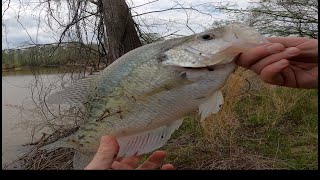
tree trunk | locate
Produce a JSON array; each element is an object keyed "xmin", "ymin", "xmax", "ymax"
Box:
[{"xmin": 101, "ymin": 0, "xmax": 142, "ymax": 65}]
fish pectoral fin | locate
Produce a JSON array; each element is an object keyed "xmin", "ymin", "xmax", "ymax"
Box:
[
  {"xmin": 73, "ymin": 151, "xmax": 95, "ymax": 170},
  {"xmin": 199, "ymin": 90, "xmax": 224, "ymax": 122},
  {"xmin": 116, "ymin": 119, "xmax": 184, "ymax": 157},
  {"xmin": 46, "ymin": 73, "xmax": 100, "ymax": 106}
]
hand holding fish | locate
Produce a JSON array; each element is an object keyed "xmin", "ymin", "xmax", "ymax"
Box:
[
  {"xmin": 85, "ymin": 136, "xmax": 175, "ymax": 170},
  {"xmin": 236, "ymin": 37, "xmax": 318, "ymax": 89}
]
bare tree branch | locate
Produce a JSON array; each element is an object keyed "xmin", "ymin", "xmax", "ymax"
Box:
[
  {"xmin": 16, "ymin": 17, "xmax": 36, "ymax": 45},
  {"xmin": 130, "ymin": 0, "xmax": 159, "ymax": 9},
  {"xmin": 132, "ymin": 7, "xmax": 203, "ymax": 17},
  {"xmin": 2, "ymin": 0, "xmax": 11, "ymax": 17}
]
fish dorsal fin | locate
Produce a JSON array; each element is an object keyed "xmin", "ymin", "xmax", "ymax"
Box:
[
  {"xmin": 199, "ymin": 90, "xmax": 224, "ymax": 122},
  {"xmin": 46, "ymin": 74, "xmax": 99, "ymax": 106},
  {"xmin": 116, "ymin": 119, "xmax": 183, "ymax": 157}
]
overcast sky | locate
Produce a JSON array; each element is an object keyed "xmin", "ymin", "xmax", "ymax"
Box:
[{"xmin": 2, "ymin": 0, "xmax": 254, "ymax": 49}]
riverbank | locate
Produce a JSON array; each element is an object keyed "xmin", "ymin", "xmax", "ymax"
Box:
[
  {"xmin": 2, "ymin": 65, "xmax": 60, "ymax": 72},
  {"xmin": 2, "ymin": 64, "xmax": 107, "ymax": 73}
]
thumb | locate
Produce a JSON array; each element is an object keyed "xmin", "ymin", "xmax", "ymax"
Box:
[{"xmin": 84, "ymin": 135, "xmax": 119, "ymax": 170}]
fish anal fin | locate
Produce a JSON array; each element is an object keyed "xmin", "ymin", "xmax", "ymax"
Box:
[{"xmin": 116, "ymin": 119, "xmax": 183, "ymax": 157}]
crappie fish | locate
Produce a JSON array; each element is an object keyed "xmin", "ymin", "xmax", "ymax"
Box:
[{"xmin": 44, "ymin": 22, "xmax": 267, "ymax": 169}]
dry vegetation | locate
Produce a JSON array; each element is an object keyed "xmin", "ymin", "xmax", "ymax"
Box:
[
  {"xmin": 162, "ymin": 68, "xmax": 318, "ymax": 170},
  {"xmin": 3, "ymin": 68, "xmax": 318, "ymax": 170}
]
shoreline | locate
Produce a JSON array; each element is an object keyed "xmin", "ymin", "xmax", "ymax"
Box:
[
  {"xmin": 2, "ymin": 64, "xmax": 107, "ymax": 72},
  {"xmin": 2, "ymin": 65, "xmax": 61, "ymax": 72}
]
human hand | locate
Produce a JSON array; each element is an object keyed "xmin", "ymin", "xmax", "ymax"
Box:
[
  {"xmin": 236, "ymin": 37, "xmax": 318, "ymax": 89},
  {"xmin": 84, "ymin": 135, "xmax": 175, "ymax": 170}
]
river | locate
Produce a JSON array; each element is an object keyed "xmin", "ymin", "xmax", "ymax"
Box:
[{"xmin": 2, "ymin": 68, "xmax": 70, "ymax": 168}]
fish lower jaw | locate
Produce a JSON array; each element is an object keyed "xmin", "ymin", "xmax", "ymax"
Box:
[{"xmin": 183, "ymin": 61, "xmax": 235, "ymax": 71}]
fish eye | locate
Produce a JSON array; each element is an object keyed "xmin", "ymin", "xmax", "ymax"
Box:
[{"xmin": 201, "ymin": 34, "xmax": 214, "ymax": 40}]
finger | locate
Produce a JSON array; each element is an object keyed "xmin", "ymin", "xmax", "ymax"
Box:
[
  {"xmin": 111, "ymin": 161, "xmax": 134, "ymax": 170},
  {"xmin": 260, "ymin": 59, "xmax": 289, "ymax": 86},
  {"xmin": 84, "ymin": 135, "xmax": 119, "ymax": 170},
  {"xmin": 250, "ymin": 47, "xmax": 300, "ymax": 75},
  {"xmin": 266, "ymin": 37, "xmax": 308, "ymax": 47},
  {"xmin": 266, "ymin": 37, "xmax": 318, "ymax": 62},
  {"xmin": 161, "ymin": 164, "xmax": 176, "ymax": 170},
  {"xmin": 235, "ymin": 43, "xmax": 285, "ymax": 68},
  {"xmin": 137, "ymin": 151, "xmax": 167, "ymax": 170},
  {"xmin": 119, "ymin": 156, "xmax": 142, "ymax": 168}
]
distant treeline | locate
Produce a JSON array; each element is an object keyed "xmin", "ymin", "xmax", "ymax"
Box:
[{"xmin": 2, "ymin": 43, "xmax": 100, "ymax": 69}]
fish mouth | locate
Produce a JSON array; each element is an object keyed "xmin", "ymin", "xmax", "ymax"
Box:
[
  {"xmin": 182, "ymin": 60, "xmax": 235, "ymax": 71},
  {"xmin": 183, "ymin": 65, "xmax": 216, "ymax": 71},
  {"xmin": 182, "ymin": 46, "xmax": 237, "ymax": 68}
]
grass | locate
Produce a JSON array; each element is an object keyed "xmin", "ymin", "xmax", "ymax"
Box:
[
  {"xmin": 160, "ymin": 68, "xmax": 318, "ymax": 170},
  {"xmin": 234, "ymin": 85, "xmax": 318, "ymax": 169}
]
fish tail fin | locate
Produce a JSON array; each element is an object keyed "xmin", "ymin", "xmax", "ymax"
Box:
[
  {"xmin": 39, "ymin": 134, "xmax": 95, "ymax": 169},
  {"xmin": 73, "ymin": 151, "xmax": 95, "ymax": 170},
  {"xmin": 39, "ymin": 135, "xmax": 75, "ymax": 151}
]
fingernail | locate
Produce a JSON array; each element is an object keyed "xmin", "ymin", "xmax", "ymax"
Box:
[
  {"xmin": 101, "ymin": 135, "xmax": 113, "ymax": 143},
  {"xmin": 284, "ymin": 47, "xmax": 300, "ymax": 56},
  {"xmin": 267, "ymin": 43, "xmax": 285, "ymax": 53}
]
